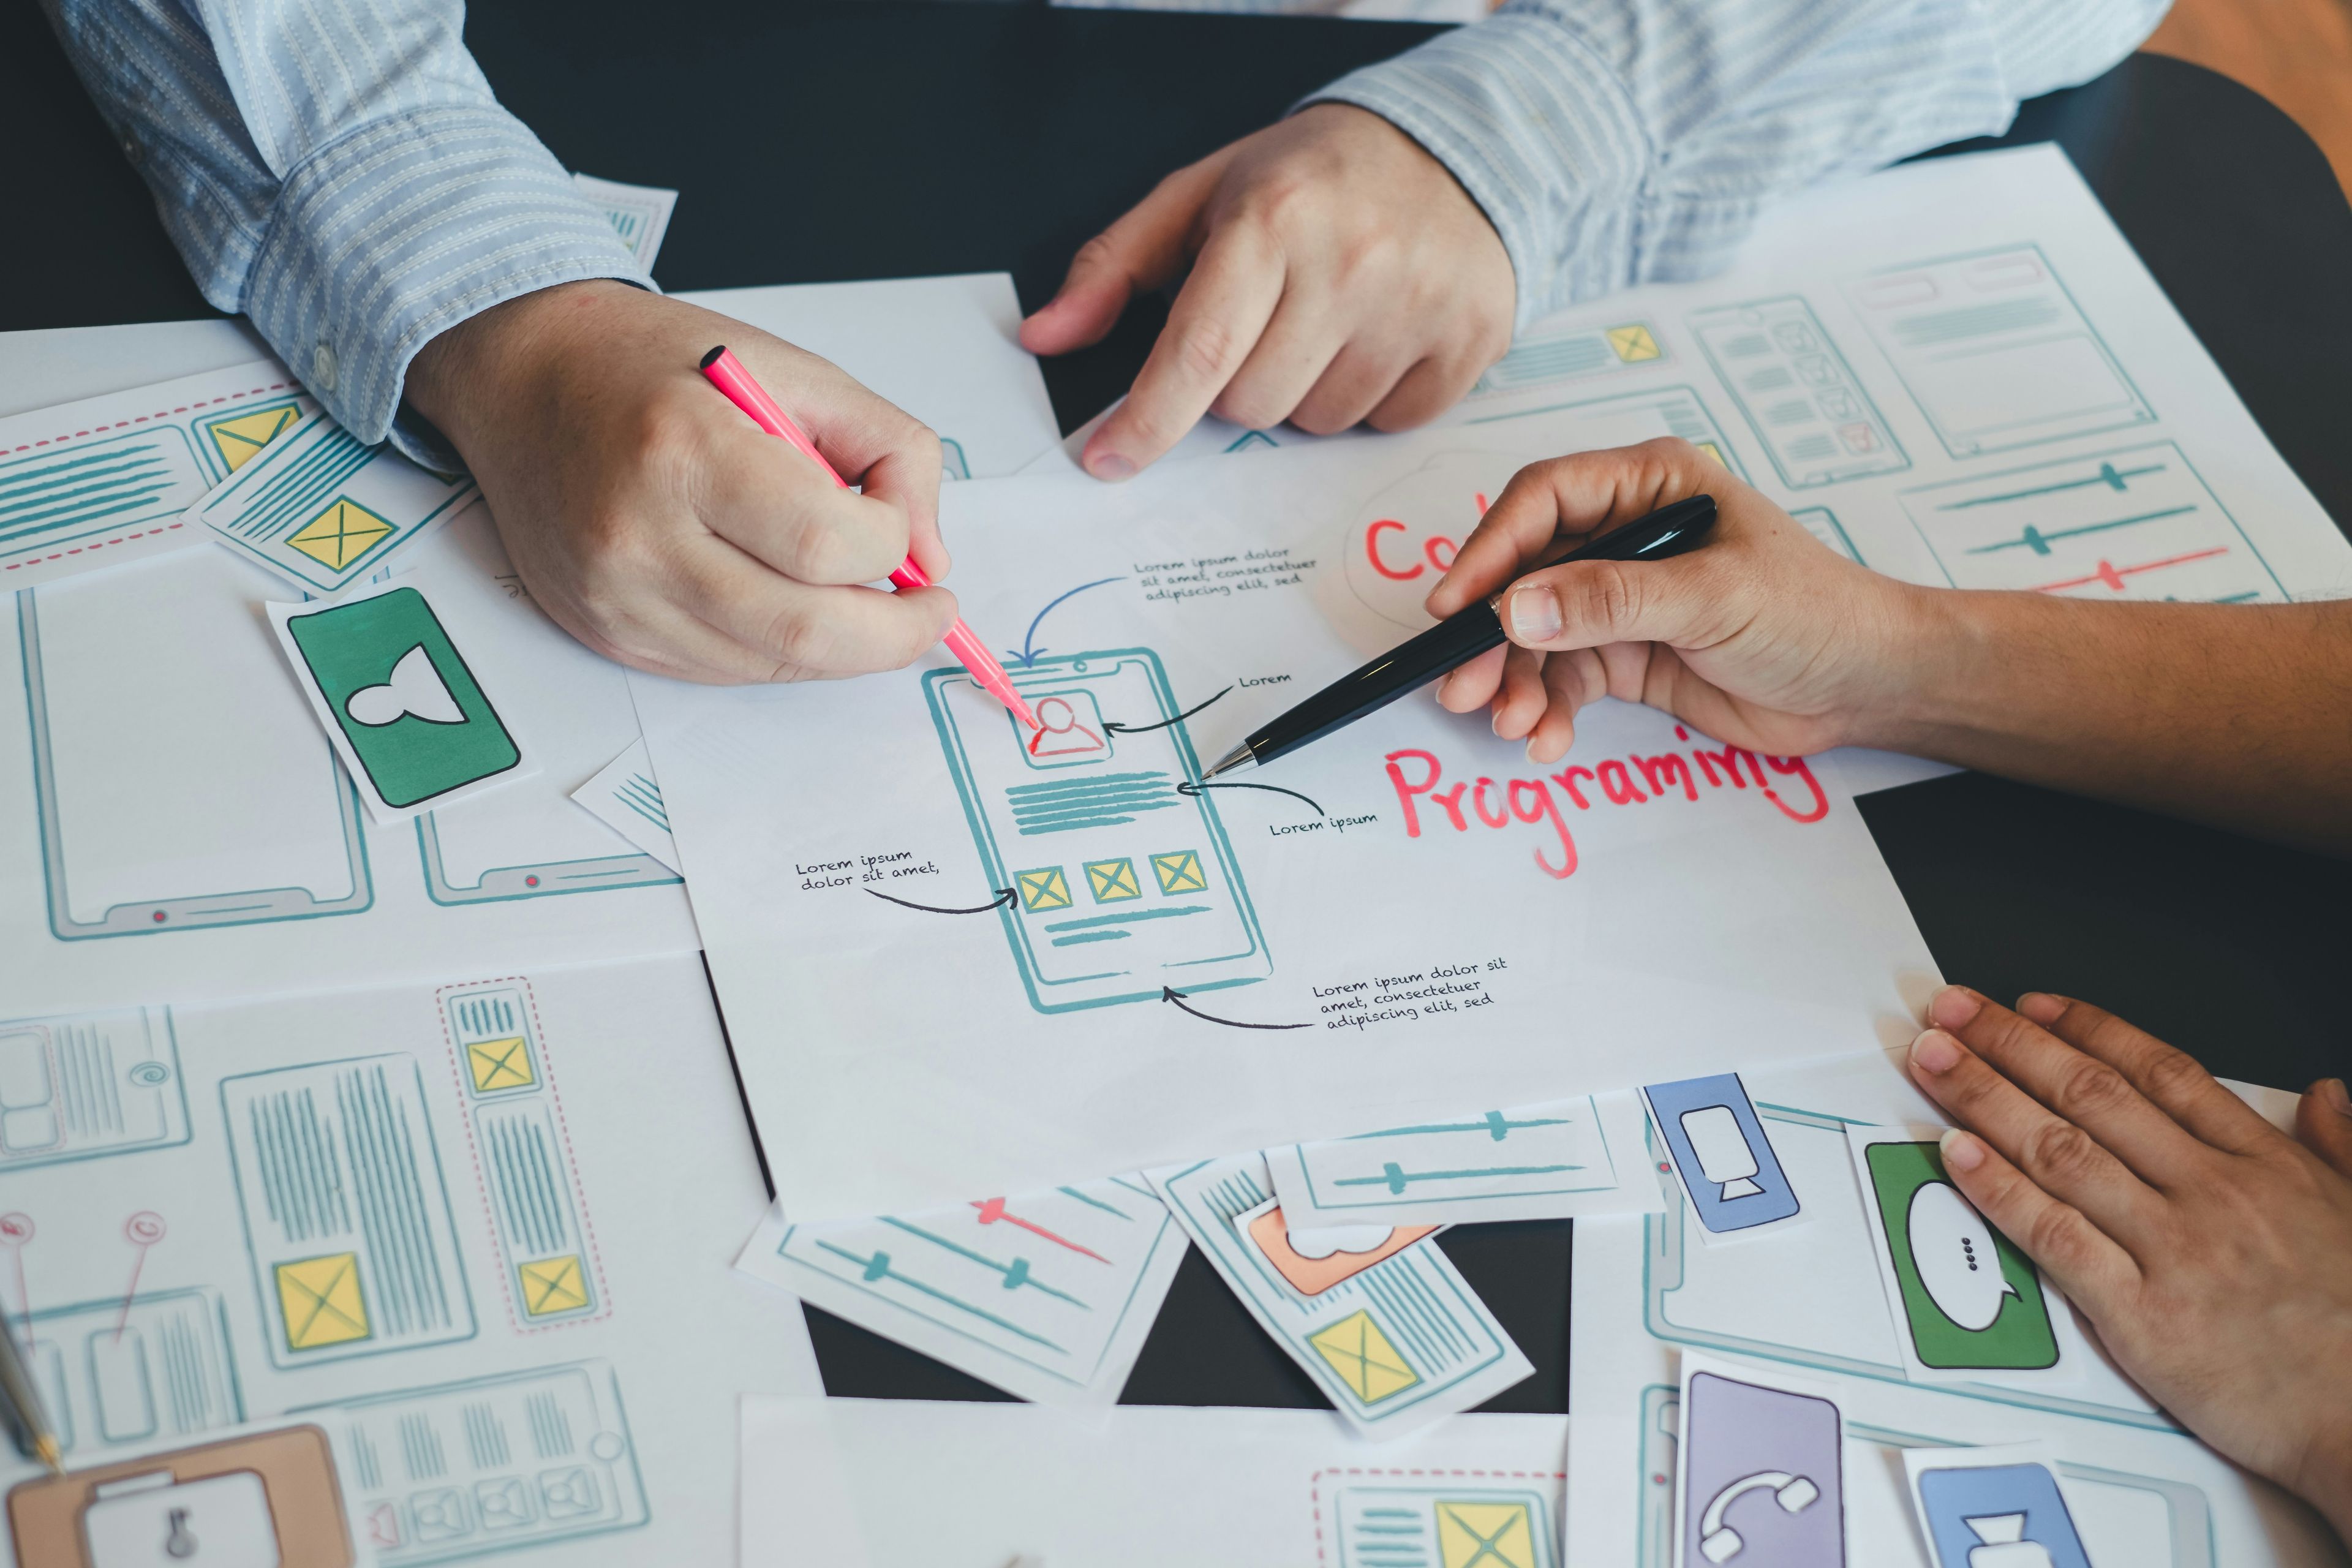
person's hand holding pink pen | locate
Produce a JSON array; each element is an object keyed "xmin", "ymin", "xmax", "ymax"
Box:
[{"xmin": 700, "ymin": 345, "xmax": 1040, "ymax": 729}]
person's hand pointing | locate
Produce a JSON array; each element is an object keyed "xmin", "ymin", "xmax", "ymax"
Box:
[{"xmin": 1020, "ymin": 104, "xmax": 1515, "ymax": 480}]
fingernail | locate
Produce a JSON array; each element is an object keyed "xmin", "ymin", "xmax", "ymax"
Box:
[
  {"xmin": 2017, "ymin": 992, "xmax": 2064, "ymax": 1024},
  {"xmin": 1085, "ymin": 450, "xmax": 1135, "ymax": 482},
  {"xmin": 1939, "ymin": 1126, "xmax": 1985, "ymax": 1173},
  {"xmin": 2323, "ymin": 1078, "xmax": 2352, "ymax": 1117},
  {"xmin": 1509, "ymin": 585, "xmax": 1561, "ymax": 643},
  {"xmin": 1928, "ymin": 986, "xmax": 1983, "ymax": 1030},
  {"xmin": 1525, "ymin": 739, "xmax": 1545, "ymax": 766},
  {"xmin": 1910, "ymin": 1028, "xmax": 1962, "ymax": 1076}
]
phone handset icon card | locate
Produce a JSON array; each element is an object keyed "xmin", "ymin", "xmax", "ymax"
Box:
[{"xmin": 925, "ymin": 650, "xmax": 1270, "ymax": 1013}]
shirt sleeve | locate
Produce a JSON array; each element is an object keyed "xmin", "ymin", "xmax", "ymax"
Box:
[
  {"xmin": 1305, "ymin": 0, "xmax": 2171, "ymax": 330},
  {"xmin": 38, "ymin": 0, "xmax": 649, "ymax": 469}
]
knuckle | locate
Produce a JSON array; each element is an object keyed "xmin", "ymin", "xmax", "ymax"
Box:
[
  {"xmin": 2021, "ymin": 1200, "xmax": 2086, "ymax": 1267},
  {"xmin": 2134, "ymin": 1044, "xmax": 2211, "ymax": 1106},
  {"xmin": 2052, "ymin": 1057, "xmax": 2136, "ymax": 1121},
  {"xmin": 1564, "ymin": 562, "xmax": 1638, "ymax": 639},
  {"xmin": 2022, "ymin": 1118, "xmax": 2103, "ymax": 1187},
  {"xmin": 1071, "ymin": 232, "xmax": 1126, "ymax": 279},
  {"xmin": 1172, "ymin": 313, "xmax": 1242, "ymax": 386},
  {"xmin": 763, "ymin": 610, "xmax": 833, "ymax": 674}
]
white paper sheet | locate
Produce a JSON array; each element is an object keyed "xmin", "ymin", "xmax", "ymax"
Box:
[
  {"xmin": 733, "ymin": 1173, "xmax": 1186, "ymax": 1406},
  {"xmin": 0, "ymin": 361, "xmax": 313, "ymax": 587},
  {"xmin": 673, "ymin": 274, "xmax": 1061, "ymax": 483},
  {"xmin": 1265, "ymin": 1088, "xmax": 1664, "ymax": 1227},
  {"xmin": 739, "ymin": 1397, "xmax": 1570, "ymax": 1568},
  {"xmin": 0, "ymin": 952, "xmax": 820, "ymax": 1568},
  {"xmin": 635, "ymin": 415, "xmax": 1940, "ymax": 1220},
  {"xmin": 1565, "ymin": 1047, "xmax": 2342, "ymax": 1567},
  {"xmin": 571, "ymin": 738, "xmax": 682, "ymax": 873}
]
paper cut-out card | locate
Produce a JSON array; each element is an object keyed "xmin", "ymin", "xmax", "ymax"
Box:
[
  {"xmin": 1152, "ymin": 1153, "xmax": 1529, "ymax": 1438},
  {"xmin": 271, "ymin": 581, "xmax": 532, "ymax": 824},
  {"xmin": 1643, "ymin": 1074, "xmax": 1804, "ymax": 1244},
  {"xmin": 1674, "ymin": 1354, "xmax": 1845, "ymax": 1568},
  {"xmin": 198, "ymin": 409, "xmax": 475, "ymax": 591},
  {"xmin": 7, "ymin": 1423, "xmax": 352, "ymax": 1568},
  {"xmin": 1902, "ymin": 1445, "xmax": 2092, "ymax": 1568},
  {"xmin": 1845, "ymin": 1127, "xmax": 2076, "ymax": 1385}
]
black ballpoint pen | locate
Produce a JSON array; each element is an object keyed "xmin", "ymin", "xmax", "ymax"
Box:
[{"xmin": 1202, "ymin": 494, "xmax": 1717, "ymax": 779}]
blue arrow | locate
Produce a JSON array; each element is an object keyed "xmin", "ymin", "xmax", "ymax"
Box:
[{"xmin": 1008, "ymin": 576, "xmax": 1124, "ymax": 668}]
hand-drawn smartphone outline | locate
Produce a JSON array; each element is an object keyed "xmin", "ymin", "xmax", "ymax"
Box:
[
  {"xmin": 925, "ymin": 648, "xmax": 1270, "ymax": 1014},
  {"xmin": 15, "ymin": 587, "xmax": 375, "ymax": 940},
  {"xmin": 1637, "ymin": 1111, "xmax": 2170, "ymax": 1430},
  {"xmin": 1687, "ymin": 296, "xmax": 1910, "ymax": 489},
  {"xmin": 413, "ymin": 813, "xmax": 679, "ymax": 905},
  {"xmin": 0, "ymin": 1007, "xmax": 189, "ymax": 1170},
  {"xmin": 11, "ymin": 1286, "xmax": 244, "ymax": 1459},
  {"xmin": 292, "ymin": 1360, "xmax": 648, "ymax": 1563},
  {"xmin": 1628, "ymin": 1385, "xmax": 2215, "ymax": 1568}
]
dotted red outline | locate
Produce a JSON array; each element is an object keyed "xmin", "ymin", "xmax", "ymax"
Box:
[
  {"xmin": 2, "ymin": 379, "xmax": 300, "ymax": 574},
  {"xmin": 434, "ymin": 974, "xmax": 614, "ymax": 1334},
  {"xmin": 1309, "ymin": 1466, "xmax": 1567, "ymax": 1566}
]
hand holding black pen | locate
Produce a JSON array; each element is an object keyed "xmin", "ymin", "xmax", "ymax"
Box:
[{"xmin": 1205, "ymin": 493, "xmax": 1718, "ymax": 778}]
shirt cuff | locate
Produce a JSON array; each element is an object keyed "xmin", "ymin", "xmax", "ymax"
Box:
[
  {"xmin": 241, "ymin": 102, "xmax": 650, "ymax": 470},
  {"xmin": 1303, "ymin": 13, "xmax": 1651, "ymax": 331}
]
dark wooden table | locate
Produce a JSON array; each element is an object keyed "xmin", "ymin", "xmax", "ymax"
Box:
[{"xmin": 6, "ymin": 2, "xmax": 2345, "ymax": 1416}]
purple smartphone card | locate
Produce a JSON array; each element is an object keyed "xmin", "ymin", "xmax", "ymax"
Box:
[{"xmin": 1680, "ymin": 1366, "xmax": 1844, "ymax": 1567}]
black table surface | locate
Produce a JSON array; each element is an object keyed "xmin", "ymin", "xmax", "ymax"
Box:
[{"xmin": 6, "ymin": 2, "xmax": 2346, "ymax": 1417}]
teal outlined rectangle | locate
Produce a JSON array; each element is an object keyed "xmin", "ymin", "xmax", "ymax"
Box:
[
  {"xmin": 1897, "ymin": 442, "xmax": 2285, "ymax": 603},
  {"xmin": 1464, "ymin": 383, "xmax": 1751, "ymax": 481},
  {"xmin": 15, "ymin": 1287, "xmax": 242, "ymax": 1460},
  {"xmin": 1638, "ymin": 1109, "xmax": 2175, "ymax": 1429},
  {"xmin": 221, "ymin": 1054, "xmax": 477, "ymax": 1368},
  {"xmin": 1689, "ymin": 298, "xmax": 1909, "ymax": 488},
  {"xmin": 413, "ymin": 813, "xmax": 679, "ymax": 905},
  {"xmin": 925, "ymin": 649, "xmax": 1269, "ymax": 1014},
  {"xmin": 1286, "ymin": 1101, "xmax": 1623, "ymax": 1219},
  {"xmin": 0, "ymin": 1008, "xmax": 188, "ymax": 1168},
  {"xmin": 1845, "ymin": 244, "xmax": 2155, "ymax": 458},
  {"xmin": 16, "ymin": 582, "xmax": 375, "ymax": 941},
  {"xmin": 1327, "ymin": 1481, "xmax": 1560, "ymax": 1568}
]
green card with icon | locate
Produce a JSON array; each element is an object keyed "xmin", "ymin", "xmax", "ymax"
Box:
[{"xmin": 271, "ymin": 582, "xmax": 529, "ymax": 821}]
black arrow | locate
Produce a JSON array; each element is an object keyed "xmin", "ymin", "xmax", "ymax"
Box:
[
  {"xmin": 865, "ymin": 886, "xmax": 1016, "ymax": 915},
  {"xmin": 1177, "ymin": 778, "xmax": 1325, "ymax": 817},
  {"xmin": 1162, "ymin": 987, "xmax": 1311, "ymax": 1030},
  {"xmin": 1106, "ymin": 685, "xmax": 1232, "ymax": 735}
]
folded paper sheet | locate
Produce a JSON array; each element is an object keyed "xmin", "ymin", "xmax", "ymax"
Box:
[
  {"xmin": 635, "ymin": 422, "xmax": 1942, "ymax": 1219},
  {"xmin": 739, "ymin": 1398, "xmax": 1570, "ymax": 1568}
]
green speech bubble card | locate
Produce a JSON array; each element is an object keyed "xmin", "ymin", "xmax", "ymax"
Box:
[
  {"xmin": 1845, "ymin": 1126, "xmax": 2074, "ymax": 1385},
  {"xmin": 271, "ymin": 581, "xmax": 531, "ymax": 823}
]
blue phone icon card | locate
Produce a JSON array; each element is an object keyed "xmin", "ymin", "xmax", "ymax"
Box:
[
  {"xmin": 1675, "ymin": 1354, "xmax": 1845, "ymax": 1568},
  {"xmin": 1903, "ymin": 1446, "xmax": 2092, "ymax": 1568},
  {"xmin": 924, "ymin": 649, "xmax": 1271, "ymax": 1013},
  {"xmin": 1642, "ymin": 1073, "xmax": 1804, "ymax": 1244}
]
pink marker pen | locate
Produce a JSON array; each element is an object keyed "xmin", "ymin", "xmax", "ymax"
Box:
[{"xmin": 698, "ymin": 345, "xmax": 1041, "ymax": 730}]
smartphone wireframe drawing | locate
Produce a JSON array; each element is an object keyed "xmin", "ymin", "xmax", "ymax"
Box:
[
  {"xmin": 15, "ymin": 549, "xmax": 371, "ymax": 939},
  {"xmin": 926, "ymin": 649, "xmax": 1270, "ymax": 1013}
]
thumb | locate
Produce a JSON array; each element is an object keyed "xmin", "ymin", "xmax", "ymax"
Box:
[
  {"xmin": 1020, "ymin": 154, "xmax": 1229, "ymax": 357},
  {"xmin": 1499, "ymin": 553, "xmax": 1724, "ymax": 655}
]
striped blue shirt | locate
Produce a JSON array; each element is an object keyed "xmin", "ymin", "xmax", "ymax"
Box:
[
  {"xmin": 1307, "ymin": 0, "xmax": 2170, "ymax": 328},
  {"xmin": 38, "ymin": 0, "xmax": 649, "ymax": 469}
]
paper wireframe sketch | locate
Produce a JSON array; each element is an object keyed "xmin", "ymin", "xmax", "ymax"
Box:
[
  {"xmin": 0, "ymin": 360, "xmax": 312, "ymax": 587},
  {"xmin": 572, "ymin": 739, "xmax": 682, "ymax": 873},
  {"xmin": 270, "ymin": 579, "xmax": 535, "ymax": 825},
  {"xmin": 0, "ymin": 953, "xmax": 820, "ymax": 1568},
  {"xmin": 633, "ymin": 418, "xmax": 1939, "ymax": 1220},
  {"xmin": 573, "ymin": 172, "xmax": 679, "ymax": 272},
  {"xmin": 1266, "ymin": 1090, "xmax": 1661, "ymax": 1228},
  {"xmin": 1150, "ymin": 1153, "xmax": 1530, "ymax": 1438},
  {"xmin": 734, "ymin": 1174, "xmax": 1186, "ymax": 1406},
  {"xmin": 197, "ymin": 409, "xmax": 475, "ymax": 592},
  {"xmin": 739, "ymin": 1398, "xmax": 1568, "ymax": 1568}
]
